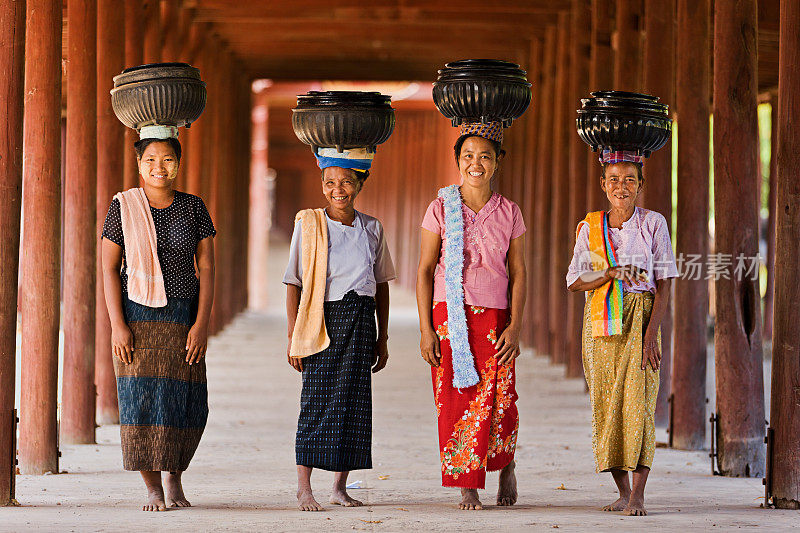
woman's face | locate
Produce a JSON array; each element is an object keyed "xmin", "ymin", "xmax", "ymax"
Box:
[
  {"xmin": 138, "ymin": 141, "xmax": 179, "ymax": 189},
  {"xmin": 322, "ymin": 166, "xmax": 361, "ymax": 210},
  {"xmin": 458, "ymin": 136, "xmax": 499, "ymax": 189},
  {"xmin": 601, "ymin": 162, "xmax": 641, "ymax": 211}
]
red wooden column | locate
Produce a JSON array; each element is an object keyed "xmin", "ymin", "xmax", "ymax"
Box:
[
  {"xmin": 712, "ymin": 0, "xmax": 765, "ymax": 477},
  {"xmin": 643, "ymin": 0, "xmax": 675, "ymax": 427},
  {"xmin": 671, "ymin": 0, "xmax": 709, "ymax": 451},
  {"xmin": 762, "ymin": 96, "xmax": 777, "ymax": 342},
  {"xmin": 0, "ymin": 0, "xmax": 25, "ymax": 505},
  {"xmin": 769, "ymin": 0, "xmax": 800, "ymax": 508},
  {"xmin": 587, "ymin": 0, "xmax": 614, "ymax": 213},
  {"xmin": 123, "ymin": 0, "xmax": 143, "ymax": 191},
  {"xmin": 62, "ymin": 0, "xmax": 98, "ymax": 445},
  {"xmin": 522, "ymin": 38, "xmax": 541, "ymax": 348},
  {"xmin": 19, "ymin": 0, "xmax": 62, "ymax": 475},
  {"xmin": 95, "ymin": 0, "xmax": 125, "ymax": 425},
  {"xmin": 532, "ymin": 25, "xmax": 557, "ymax": 358},
  {"xmin": 249, "ymin": 87, "xmax": 270, "ymax": 311},
  {"xmin": 549, "ymin": 12, "xmax": 571, "ymax": 365},
  {"xmin": 159, "ymin": 0, "xmax": 179, "ymax": 61},
  {"xmin": 566, "ymin": 0, "xmax": 591, "ymax": 378},
  {"xmin": 614, "ymin": 0, "xmax": 642, "ymax": 92},
  {"xmin": 142, "ymin": 0, "xmax": 160, "ymax": 64}
]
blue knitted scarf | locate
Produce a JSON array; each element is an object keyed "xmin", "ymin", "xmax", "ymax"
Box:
[{"xmin": 438, "ymin": 184, "xmax": 480, "ymax": 389}]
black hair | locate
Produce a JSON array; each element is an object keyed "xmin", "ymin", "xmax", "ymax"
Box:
[
  {"xmin": 320, "ymin": 167, "xmax": 370, "ymax": 184},
  {"xmin": 454, "ymin": 134, "xmax": 505, "ymax": 164},
  {"xmin": 601, "ymin": 161, "xmax": 644, "ymax": 185},
  {"xmin": 134, "ymin": 137, "xmax": 182, "ymax": 162}
]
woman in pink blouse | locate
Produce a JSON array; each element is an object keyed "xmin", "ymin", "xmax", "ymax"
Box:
[
  {"xmin": 416, "ymin": 121, "xmax": 527, "ymax": 510},
  {"xmin": 567, "ymin": 150, "xmax": 678, "ymax": 517}
]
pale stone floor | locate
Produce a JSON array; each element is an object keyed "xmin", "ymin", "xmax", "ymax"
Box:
[{"xmin": 2, "ymin": 246, "xmax": 796, "ymax": 532}]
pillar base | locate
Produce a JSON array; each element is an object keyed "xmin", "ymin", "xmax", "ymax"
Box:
[
  {"xmin": 719, "ymin": 436, "xmax": 766, "ymax": 477},
  {"xmin": 773, "ymin": 498, "xmax": 800, "ymax": 510},
  {"xmin": 96, "ymin": 408, "xmax": 119, "ymax": 426}
]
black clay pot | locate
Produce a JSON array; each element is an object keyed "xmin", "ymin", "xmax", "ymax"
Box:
[
  {"xmin": 433, "ymin": 59, "xmax": 531, "ymax": 127},
  {"xmin": 292, "ymin": 91, "xmax": 395, "ymax": 153},
  {"xmin": 111, "ymin": 62, "xmax": 207, "ymax": 130},
  {"xmin": 576, "ymin": 90, "xmax": 672, "ymax": 157}
]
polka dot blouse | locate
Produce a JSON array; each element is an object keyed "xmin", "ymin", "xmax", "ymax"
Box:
[{"xmin": 102, "ymin": 191, "xmax": 216, "ymax": 299}]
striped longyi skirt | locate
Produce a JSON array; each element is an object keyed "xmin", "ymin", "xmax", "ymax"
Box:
[
  {"xmin": 296, "ymin": 291, "xmax": 376, "ymax": 472},
  {"xmin": 114, "ymin": 295, "xmax": 208, "ymax": 472}
]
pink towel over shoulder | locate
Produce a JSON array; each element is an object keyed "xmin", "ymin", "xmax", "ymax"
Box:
[{"xmin": 114, "ymin": 188, "xmax": 168, "ymax": 308}]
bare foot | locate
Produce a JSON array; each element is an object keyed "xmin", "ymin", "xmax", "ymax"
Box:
[
  {"xmin": 459, "ymin": 488, "xmax": 483, "ymax": 510},
  {"xmin": 164, "ymin": 472, "xmax": 191, "ymax": 508},
  {"xmin": 623, "ymin": 494, "xmax": 647, "ymax": 516},
  {"xmin": 143, "ymin": 486, "xmax": 167, "ymax": 512},
  {"xmin": 329, "ymin": 488, "xmax": 363, "ymax": 507},
  {"xmin": 602, "ymin": 495, "xmax": 629, "ymax": 512},
  {"xmin": 297, "ymin": 489, "xmax": 324, "ymax": 511},
  {"xmin": 497, "ymin": 461, "xmax": 518, "ymax": 506}
]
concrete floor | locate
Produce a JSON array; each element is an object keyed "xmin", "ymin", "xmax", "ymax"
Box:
[{"xmin": 2, "ymin": 245, "xmax": 796, "ymax": 532}]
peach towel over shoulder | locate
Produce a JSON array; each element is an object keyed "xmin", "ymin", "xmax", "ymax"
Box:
[
  {"xmin": 114, "ymin": 188, "xmax": 167, "ymax": 308},
  {"xmin": 289, "ymin": 208, "xmax": 331, "ymax": 358}
]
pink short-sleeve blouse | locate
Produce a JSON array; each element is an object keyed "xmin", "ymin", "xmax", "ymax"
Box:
[{"xmin": 421, "ymin": 192, "xmax": 526, "ymax": 309}]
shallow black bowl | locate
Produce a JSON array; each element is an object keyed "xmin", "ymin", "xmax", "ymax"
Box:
[
  {"xmin": 292, "ymin": 91, "xmax": 395, "ymax": 152},
  {"xmin": 111, "ymin": 62, "xmax": 206, "ymax": 130},
  {"xmin": 576, "ymin": 90, "xmax": 672, "ymax": 156},
  {"xmin": 433, "ymin": 59, "xmax": 531, "ymax": 127}
]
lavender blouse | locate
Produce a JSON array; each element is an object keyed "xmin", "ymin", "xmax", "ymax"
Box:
[{"xmin": 566, "ymin": 207, "xmax": 679, "ymax": 293}]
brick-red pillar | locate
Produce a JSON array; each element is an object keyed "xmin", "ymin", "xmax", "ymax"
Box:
[
  {"xmin": 142, "ymin": 0, "xmax": 160, "ymax": 64},
  {"xmin": 0, "ymin": 0, "xmax": 25, "ymax": 505},
  {"xmin": 184, "ymin": 51, "xmax": 205, "ymax": 197},
  {"xmin": 614, "ymin": 0, "xmax": 642, "ymax": 92},
  {"xmin": 762, "ymin": 96, "xmax": 777, "ymax": 342},
  {"xmin": 62, "ymin": 0, "xmax": 98, "ymax": 445},
  {"xmin": 769, "ymin": 0, "xmax": 800, "ymax": 508},
  {"xmin": 533, "ymin": 25, "xmax": 557, "ymax": 358},
  {"xmin": 566, "ymin": 0, "xmax": 591, "ymax": 378},
  {"xmin": 19, "ymin": 0, "xmax": 62, "ymax": 475},
  {"xmin": 123, "ymin": 0, "xmax": 143, "ymax": 191},
  {"xmin": 159, "ymin": 0, "xmax": 179, "ymax": 62},
  {"xmin": 249, "ymin": 88, "xmax": 270, "ymax": 311},
  {"xmin": 671, "ymin": 0, "xmax": 709, "ymax": 451},
  {"xmin": 522, "ymin": 38, "xmax": 541, "ymax": 348},
  {"xmin": 587, "ymin": 0, "xmax": 614, "ymax": 213},
  {"xmin": 549, "ymin": 13, "xmax": 571, "ymax": 365},
  {"xmin": 95, "ymin": 0, "xmax": 125, "ymax": 425},
  {"xmin": 643, "ymin": 0, "xmax": 675, "ymax": 428},
  {"xmin": 712, "ymin": 0, "xmax": 765, "ymax": 477}
]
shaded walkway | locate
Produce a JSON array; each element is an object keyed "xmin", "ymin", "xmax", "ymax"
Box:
[{"xmin": 1, "ymin": 245, "xmax": 795, "ymax": 531}]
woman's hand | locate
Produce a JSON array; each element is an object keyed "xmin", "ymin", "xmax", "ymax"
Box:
[
  {"xmin": 420, "ymin": 327, "xmax": 441, "ymax": 367},
  {"xmin": 111, "ymin": 323, "xmax": 134, "ymax": 364},
  {"xmin": 495, "ymin": 324, "xmax": 521, "ymax": 365},
  {"xmin": 373, "ymin": 336, "xmax": 389, "ymax": 373},
  {"xmin": 186, "ymin": 322, "xmax": 208, "ymax": 365},
  {"xmin": 642, "ymin": 327, "xmax": 660, "ymax": 370},
  {"xmin": 287, "ymin": 340, "xmax": 303, "ymax": 372},
  {"xmin": 607, "ymin": 265, "xmax": 649, "ymax": 285}
]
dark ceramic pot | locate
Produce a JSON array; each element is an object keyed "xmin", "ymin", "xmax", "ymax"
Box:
[
  {"xmin": 292, "ymin": 91, "xmax": 395, "ymax": 153},
  {"xmin": 576, "ymin": 90, "xmax": 672, "ymax": 157},
  {"xmin": 111, "ymin": 62, "xmax": 206, "ymax": 130},
  {"xmin": 433, "ymin": 59, "xmax": 531, "ymax": 127}
]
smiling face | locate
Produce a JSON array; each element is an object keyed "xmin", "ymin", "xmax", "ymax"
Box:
[
  {"xmin": 601, "ymin": 162, "xmax": 642, "ymax": 211},
  {"xmin": 137, "ymin": 141, "xmax": 179, "ymax": 189},
  {"xmin": 322, "ymin": 166, "xmax": 362, "ymax": 210},
  {"xmin": 457, "ymin": 136, "xmax": 500, "ymax": 189}
]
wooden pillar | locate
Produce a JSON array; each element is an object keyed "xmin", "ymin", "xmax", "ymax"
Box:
[
  {"xmin": 0, "ymin": 0, "xmax": 25, "ymax": 505},
  {"xmin": 159, "ymin": 0, "xmax": 179, "ymax": 61},
  {"xmin": 142, "ymin": 0, "xmax": 160, "ymax": 64},
  {"xmin": 95, "ymin": 0, "xmax": 125, "ymax": 425},
  {"xmin": 671, "ymin": 0, "xmax": 709, "ymax": 450},
  {"xmin": 712, "ymin": 0, "xmax": 765, "ymax": 477},
  {"xmin": 249, "ymin": 88, "xmax": 270, "ymax": 311},
  {"xmin": 643, "ymin": 0, "xmax": 675, "ymax": 427},
  {"xmin": 522, "ymin": 38, "xmax": 541, "ymax": 348},
  {"xmin": 123, "ymin": 0, "xmax": 143, "ymax": 191},
  {"xmin": 769, "ymin": 0, "xmax": 800, "ymax": 508},
  {"xmin": 19, "ymin": 0, "xmax": 62, "ymax": 475},
  {"xmin": 532, "ymin": 25, "xmax": 557, "ymax": 358},
  {"xmin": 587, "ymin": 0, "xmax": 614, "ymax": 212},
  {"xmin": 62, "ymin": 0, "xmax": 98, "ymax": 445},
  {"xmin": 184, "ymin": 43, "xmax": 205, "ymax": 197},
  {"xmin": 614, "ymin": 0, "xmax": 642, "ymax": 91},
  {"xmin": 763, "ymin": 95, "xmax": 777, "ymax": 342},
  {"xmin": 566, "ymin": 0, "xmax": 591, "ymax": 378}
]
